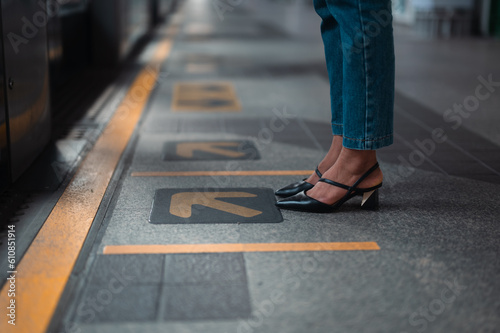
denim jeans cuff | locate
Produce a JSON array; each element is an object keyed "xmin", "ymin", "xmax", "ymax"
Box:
[
  {"xmin": 331, "ymin": 123, "xmax": 343, "ymax": 136},
  {"xmin": 343, "ymin": 134, "xmax": 393, "ymax": 150}
]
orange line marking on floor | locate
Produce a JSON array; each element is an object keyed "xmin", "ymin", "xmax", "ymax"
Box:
[
  {"xmin": 0, "ymin": 24, "xmax": 178, "ymax": 333},
  {"xmin": 131, "ymin": 170, "xmax": 314, "ymax": 177},
  {"xmin": 103, "ymin": 242, "xmax": 380, "ymax": 254}
]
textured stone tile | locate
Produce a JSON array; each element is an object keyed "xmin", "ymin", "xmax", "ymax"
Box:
[
  {"xmin": 163, "ymin": 253, "xmax": 247, "ymax": 285},
  {"xmin": 88, "ymin": 254, "xmax": 164, "ymax": 285},
  {"xmin": 74, "ymin": 285, "xmax": 160, "ymax": 323},
  {"xmin": 162, "ymin": 284, "xmax": 251, "ymax": 321}
]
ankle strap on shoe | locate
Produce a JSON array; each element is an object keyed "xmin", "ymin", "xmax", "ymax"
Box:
[
  {"xmin": 351, "ymin": 162, "xmax": 379, "ymax": 190},
  {"xmin": 315, "ymin": 166, "xmax": 322, "ymax": 178},
  {"xmin": 318, "ymin": 162, "xmax": 380, "ymax": 192},
  {"xmin": 318, "ymin": 178, "xmax": 351, "ymax": 190}
]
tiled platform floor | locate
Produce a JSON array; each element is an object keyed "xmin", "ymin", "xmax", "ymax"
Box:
[{"xmin": 2, "ymin": 1, "xmax": 499, "ymax": 332}]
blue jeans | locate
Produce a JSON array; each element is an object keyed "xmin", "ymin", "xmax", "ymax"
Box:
[{"xmin": 314, "ymin": 0, "xmax": 395, "ymax": 150}]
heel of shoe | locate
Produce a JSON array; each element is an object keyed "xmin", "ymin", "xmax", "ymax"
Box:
[{"xmin": 361, "ymin": 189, "xmax": 379, "ymax": 210}]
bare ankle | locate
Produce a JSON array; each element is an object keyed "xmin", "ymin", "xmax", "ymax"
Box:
[
  {"xmin": 336, "ymin": 148, "xmax": 377, "ymax": 174},
  {"xmin": 317, "ymin": 135, "xmax": 343, "ymax": 173}
]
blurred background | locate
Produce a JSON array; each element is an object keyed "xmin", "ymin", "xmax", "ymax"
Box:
[
  {"xmin": 393, "ymin": 0, "xmax": 499, "ymax": 38},
  {"xmin": 0, "ymin": 0, "xmax": 499, "ymax": 192}
]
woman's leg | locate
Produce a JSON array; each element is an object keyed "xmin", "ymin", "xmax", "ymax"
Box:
[
  {"xmin": 306, "ymin": 0, "xmax": 345, "ymax": 185},
  {"xmin": 307, "ymin": 0, "xmax": 394, "ymax": 204},
  {"xmin": 329, "ymin": 0, "xmax": 395, "ymax": 150}
]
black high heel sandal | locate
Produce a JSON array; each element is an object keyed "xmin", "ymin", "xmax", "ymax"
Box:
[
  {"xmin": 275, "ymin": 163, "xmax": 382, "ymax": 213},
  {"xmin": 275, "ymin": 167, "xmax": 322, "ymax": 198}
]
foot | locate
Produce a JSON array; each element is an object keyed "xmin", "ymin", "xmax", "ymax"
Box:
[
  {"xmin": 305, "ymin": 135, "xmax": 343, "ymax": 185},
  {"xmin": 306, "ymin": 148, "xmax": 383, "ymax": 205}
]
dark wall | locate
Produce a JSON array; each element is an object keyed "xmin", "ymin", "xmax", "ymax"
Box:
[
  {"xmin": 491, "ymin": 0, "xmax": 500, "ymax": 37},
  {"xmin": 0, "ymin": 0, "xmax": 51, "ymax": 182},
  {"xmin": 0, "ymin": 4, "xmax": 10, "ymax": 192}
]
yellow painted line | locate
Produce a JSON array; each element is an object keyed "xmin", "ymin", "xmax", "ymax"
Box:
[
  {"xmin": 131, "ymin": 170, "xmax": 314, "ymax": 177},
  {"xmin": 171, "ymin": 82, "xmax": 241, "ymax": 112},
  {"xmin": 103, "ymin": 242, "xmax": 380, "ymax": 254},
  {"xmin": 0, "ymin": 25, "xmax": 178, "ymax": 333}
]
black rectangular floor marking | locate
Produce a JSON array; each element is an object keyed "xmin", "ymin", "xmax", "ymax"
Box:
[
  {"xmin": 163, "ymin": 140, "xmax": 260, "ymax": 161},
  {"xmin": 150, "ymin": 188, "xmax": 283, "ymax": 224}
]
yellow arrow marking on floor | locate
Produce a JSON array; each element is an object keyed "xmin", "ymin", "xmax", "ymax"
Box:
[
  {"xmin": 170, "ymin": 192, "xmax": 262, "ymax": 218},
  {"xmin": 172, "ymin": 82, "xmax": 241, "ymax": 112},
  {"xmin": 176, "ymin": 142, "xmax": 246, "ymax": 158}
]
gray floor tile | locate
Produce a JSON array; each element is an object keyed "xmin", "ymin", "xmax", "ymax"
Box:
[
  {"xmin": 162, "ymin": 284, "xmax": 252, "ymax": 321},
  {"xmin": 88, "ymin": 254, "xmax": 164, "ymax": 285},
  {"xmin": 74, "ymin": 285, "xmax": 160, "ymax": 323},
  {"xmin": 163, "ymin": 253, "xmax": 247, "ymax": 285}
]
